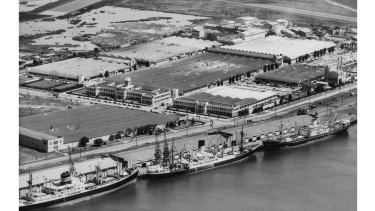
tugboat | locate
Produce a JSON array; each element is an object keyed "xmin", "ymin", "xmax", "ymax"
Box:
[
  {"xmin": 262, "ymin": 115, "xmax": 351, "ymax": 150},
  {"xmin": 19, "ymin": 149, "xmax": 138, "ymax": 210}
]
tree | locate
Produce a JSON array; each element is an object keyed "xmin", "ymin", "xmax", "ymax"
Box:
[
  {"xmin": 275, "ymin": 63, "xmax": 279, "ymax": 69},
  {"xmin": 263, "ymin": 65, "xmax": 267, "ymax": 72},
  {"xmin": 78, "ymin": 136, "xmax": 89, "ymax": 147},
  {"xmin": 104, "ymin": 71, "xmax": 109, "ymax": 78},
  {"xmin": 94, "ymin": 138, "xmax": 104, "ymax": 147},
  {"xmin": 94, "ymin": 48, "xmax": 99, "ymax": 54},
  {"xmin": 108, "ymin": 134, "xmax": 116, "ymax": 141},
  {"xmin": 288, "ymin": 94, "xmax": 293, "ymax": 102}
]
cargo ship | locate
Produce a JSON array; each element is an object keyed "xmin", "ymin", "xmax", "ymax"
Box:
[
  {"xmin": 19, "ymin": 155, "xmax": 138, "ymax": 210},
  {"xmin": 141, "ymin": 127, "xmax": 261, "ymax": 179},
  {"xmin": 262, "ymin": 117, "xmax": 351, "ymax": 150}
]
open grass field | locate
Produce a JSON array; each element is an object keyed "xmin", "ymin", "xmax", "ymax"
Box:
[
  {"xmin": 20, "ymin": 104, "xmax": 180, "ymax": 143},
  {"xmin": 107, "ymin": 52, "xmax": 273, "ymax": 93},
  {"xmin": 23, "ymin": 80, "xmax": 65, "ymax": 90}
]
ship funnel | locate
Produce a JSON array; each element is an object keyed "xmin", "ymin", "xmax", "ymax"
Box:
[
  {"xmin": 60, "ymin": 171, "xmax": 71, "ymax": 185},
  {"xmin": 198, "ymin": 140, "xmax": 205, "ymax": 153}
]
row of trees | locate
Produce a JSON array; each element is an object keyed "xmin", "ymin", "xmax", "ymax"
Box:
[
  {"xmin": 238, "ymin": 108, "xmax": 249, "ymax": 117},
  {"xmin": 263, "ymin": 63, "xmax": 279, "ymax": 72},
  {"xmin": 99, "ymin": 71, "xmax": 110, "ymax": 78},
  {"xmin": 78, "ymin": 136, "xmax": 106, "ymax": 147},
  {"xmin": 252, "ymin": 106, "xmax": 264, "ymax": 114}
]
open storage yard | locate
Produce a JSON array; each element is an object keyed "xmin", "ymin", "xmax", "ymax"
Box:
[
  {"xmin": 20, "ymin": 6, "xmax": 207, "ymax": 50},
  {"xmin": 106, "ymin": 52, "xmax": 273, "ymax": 93},
  {"xmin": 20, "ymin": 104, "xmax": 180, "ymax": 144}
]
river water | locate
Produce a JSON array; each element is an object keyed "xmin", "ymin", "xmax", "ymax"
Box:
[{"xmin": 56, "ymin": 124, "xmax": 357, "ymax": 211}]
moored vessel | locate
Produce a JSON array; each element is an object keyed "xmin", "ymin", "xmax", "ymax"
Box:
[
  {"xmin": 19, "ymin": 154, "xmax": 138, "ymax": 210},
  {"xmin": 262, "ymin": 116, "xmax": 351, "ymax": 150}
]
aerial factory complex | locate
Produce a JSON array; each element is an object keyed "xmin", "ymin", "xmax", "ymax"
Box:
[{"xmin": 18, "ymin": 0, "xmax": 357, "ymax": 209}]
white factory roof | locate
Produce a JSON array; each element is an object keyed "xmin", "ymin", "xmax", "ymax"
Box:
[
  {"xmin": 240, "ymin": 28, "xmax": 266, "ymax": 36},
  {"xmin": 203, "ymin": 86, "xmax": 277, "ymax": 101},
  {"xmin": 220, "ymin": 36, "xmax": 336, "ymax": 60},
  {"xmin": 103, "ymin": 36, "xmax": 221, "ymax": 62},
  {"xmin": 291, "ymin": 27, "xmax": 312, "ymax": 34},
  {"xmin": 19, "ymin": 157, "xmax": 118, "ymax": 189},
  {"xmin": 28, "ymin": 57, "xmax": 128, "ymax": 79},
  {"xmin": 237, "ymin": 16, "xmax": 258, "ymax": 22}
]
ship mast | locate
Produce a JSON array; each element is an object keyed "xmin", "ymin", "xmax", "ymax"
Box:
[
  {"xmin": 162, "ymin": 130, "xmax": 170, "ymax": 167},
  {"xmin": 68, "ymin": 146, "xmax": 75, "ymax": 174},
  {"xmin": 170, "ymin": 138, "xmax": 175, "ymax": 169},
  {"xmin": 240, "ymin": 125, "xmax": 244, "ymax": 152},
  {"xmin": 154, "ymin": 132, "xmax": 162, "ymax": 164}
]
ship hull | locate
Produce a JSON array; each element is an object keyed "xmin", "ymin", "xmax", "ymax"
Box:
[
  {"xmin": 187, "ymin": 148, "xmax": 255, "ymax": 174},
  {"xmin": 140, "ymin": 168, "xmax": 189, "ymax": 180},
  {"xmin": 19, "ymin": 170, "xmax": 139, "ymax": 211},
  {"xmin": 262, "ymin": 124, "xmax": 350, "ymax": 150}
]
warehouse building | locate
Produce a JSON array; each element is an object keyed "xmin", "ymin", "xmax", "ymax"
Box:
[
  {"xmin": 86, "ymin": 77, "xmax": 171, "ymax": 106},
  {"xmin": 19, "ymin": 105, "xmax": 180, "ymax": 151},
  {"xmin": 238, "ymin": 28, "xmax": 266, "ymax": 41},
  {"xmin": 255, "ymin": 64, "xmax": 326, "ymax": 86},
  {"xmin": 27, "ymin": 57, "xmax": 132, "ymax": 83},
  {"xmin": 19, "ymin": 127, "xmax": 64, "ymax": 152},
  {"xmin": 220, "ymin": 36, "xmax": 336, "ymax": 63},
  {"xmin": 102, "ymin": 36, "xmax": 221, "ymax": 66},
  {"xmin": 173, "ymin": 86, "xmax": 278, "ymax": 117}
]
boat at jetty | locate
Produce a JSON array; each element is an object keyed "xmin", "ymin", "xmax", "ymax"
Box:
[
  {"xmin": 19, "ymin": 153, "xmax": 138, "ymax": 210},
  {"xmin": 262, "ymin": 116, "xmax": 351, "ymax": 150},
  {"xmin": 141, "ymin": 127, "xmax": 261, "ymax": 179}
]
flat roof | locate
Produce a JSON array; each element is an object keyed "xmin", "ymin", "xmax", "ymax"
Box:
[
  {"xmin": 220, "ymin": 36, "xmax": 336, "ymax": 60},
  {"xmin": 19, "ymin": 157, "xmax": 117, "ymax": 189},
  {"xmin": 20, "ymin": 105, "xmax": 180, "ymax": 144},
  {"xmin": 29, "ymin": 58, "xmax": 128, "ymax": 79},
  {"xmin": 203, "ymin": 86, "xmax": 277, "ymax": 101},
  {"xmin": 106, "ymin": 52, "xmax": 273, "ymax": 92},
  {"xmin": 239, "ymin": 28, "xmax": 266, "ymax": 35},
  {"xmin": 103, "ymin": 36, "xmax": 221, "ymax": 63},
  {"xmin": 19, "ymin": 127, "xmax": 58, "ymax": 140},
  {"xmin": 256, "ymin": 64, "xmax": 326, "ymax": 84}
]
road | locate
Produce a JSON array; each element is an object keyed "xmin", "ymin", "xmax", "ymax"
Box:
[
  {"xmin": 213, "ymin": 0, "xmax": 357, "ymax": 23},
  {"xmin": 20, "ymin": 83, "xmax": 356, "ymax": 171}
]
